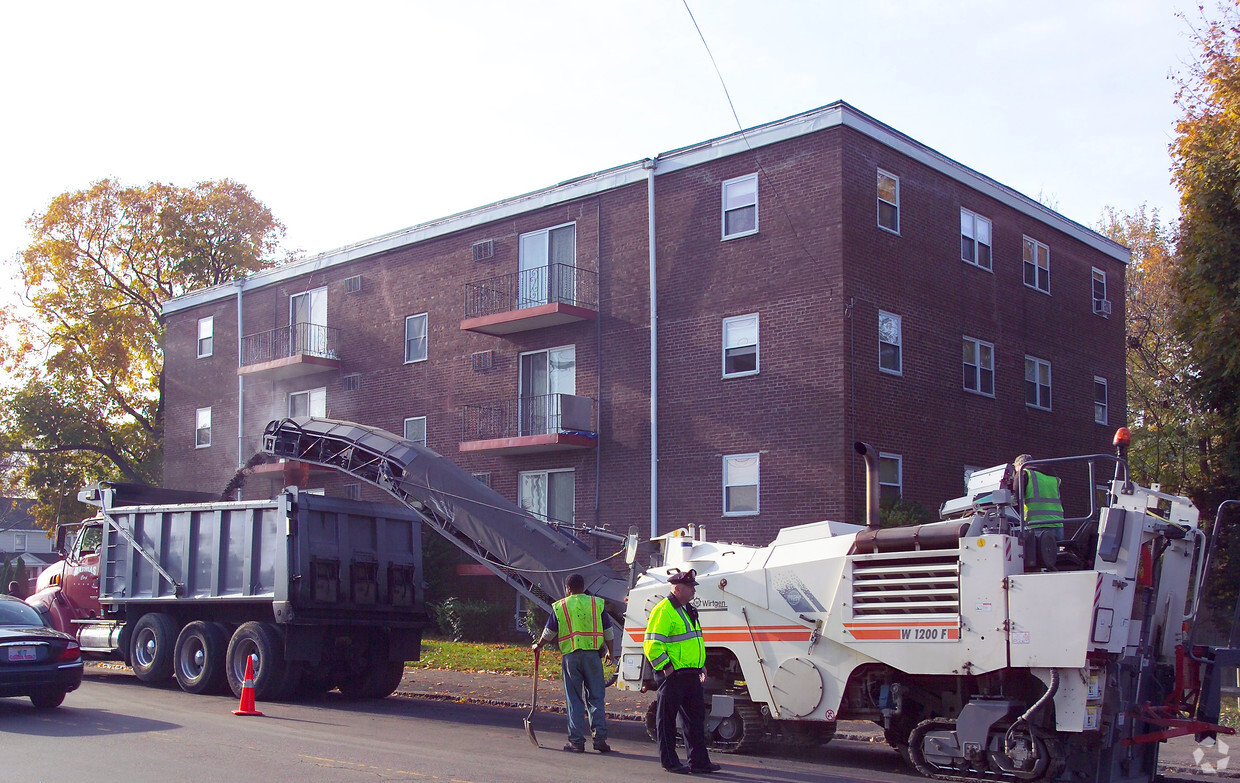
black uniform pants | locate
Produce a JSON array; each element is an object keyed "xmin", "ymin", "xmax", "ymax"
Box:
[{"xmin": 655, "ymin": 667, "xmax": 710, "ymax": 769}]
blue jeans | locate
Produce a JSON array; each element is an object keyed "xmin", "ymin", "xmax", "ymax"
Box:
[{"xmin": 561, "ymin": 648, "xmax": 607, "ymax": 746}]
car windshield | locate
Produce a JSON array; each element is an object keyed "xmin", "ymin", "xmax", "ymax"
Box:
[{"xmin": 0, "ymin": 599, "xmax": 44, "ymax": 627}]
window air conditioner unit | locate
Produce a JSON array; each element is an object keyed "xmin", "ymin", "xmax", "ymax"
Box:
[{"xmin": 1093, "ymin": 298, "xmax": 1112, "ymax": 316}]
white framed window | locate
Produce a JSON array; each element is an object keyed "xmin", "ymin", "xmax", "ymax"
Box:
[
  {"xmin": 1094, "ymin": 376, "xmax": 1108, "ymax": 425},
  {"xmin": 960, "ymin": 209, "xmax": 992, "ymax": 270},
  {"xmin": 404, "ymin": 416, "xmax": 427, "ymax": 447},
  {"xmin": 1023, "ymin": 237, "xmax": 1050, "ymax": 293},
  {"xmin": 404, "ymin": 313, "xmax": 428, "ymax": 364},
  {"xmin": 14, "ymin": 533, "xmax": 26, "ymax": 552},
  {"xmin": 877, "ymin": 169, "xmax": 899, "ymax": 233},
  {"xmin": 721, "ymin": 173, "xmax": 758, "ymax": 240},
  {"xmin": 520, "ymin": 468, "xmax": 575, "ymax": 525},
  {"xmin": 962, "ymin": 337, "xmax": 995, "ymax": 397},
  {"xmin": 519, "ymin": 223, "xmax": 576, "ymax": 308},
  {"xmin": 289, "ymin": 387, "xmax": 326, "ymax": 418},
  {"xmin": 197, "ymin": 316, "xmax": 214, "ymax": 358},
  {"xmin": 1092, "ymin": 268, "xmax": 1109, "ymax": 316},
  {"xmin": 519, "ymin": 345, "xmax": 576, "ymax": 435},
  {"xmin": 879, "ymin": 453, "xmax": 902, "ymax": 506},
  {"xmin": 195, "ymin": 407, "xmax": 211, "ymax": 448},
  {"xmin": 723, "ymin": 453, "xmax": 760, "ymax": 516},
  {"xmin": 878, "ymin": 311, "xmax": 902, "ymax": 375},
  {"xmin": 722, "ymin": 314, "xmax": 759, "ymax": 377},
  {"xmin": 1024, "ymin": 356, "xmax": 1052, "ymax": 411}
]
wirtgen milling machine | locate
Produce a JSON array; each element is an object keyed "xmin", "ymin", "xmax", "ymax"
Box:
[{"xmin": 262, "ymin": 418, "xmax": 1237, "ymax": 783}]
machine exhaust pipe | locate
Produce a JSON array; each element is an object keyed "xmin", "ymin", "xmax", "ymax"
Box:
[{"xmin": 855, "ymin": 442, "xmax": 881, "ymax": 530}]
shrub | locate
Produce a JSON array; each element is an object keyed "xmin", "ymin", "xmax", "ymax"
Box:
[
  {"xmin": 880, "ymin": 498, "xmax": 934, "ymax": 528},
  {"xmin": 432, "ymin": 596, "xmax": 511, "ymax": 642}
]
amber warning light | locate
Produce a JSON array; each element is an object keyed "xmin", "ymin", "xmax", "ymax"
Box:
[{"xmin": 1113, "ymin": 427, "xmax": 1132, "ymax": 448}]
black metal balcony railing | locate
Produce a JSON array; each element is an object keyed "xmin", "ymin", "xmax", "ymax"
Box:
[
  {"xmin": 463, "ymin": 263, "xmax": 598, "ymax": 320},
  {"xmin": 463, "ymin": 393, "xmax": 596, "ymax": 441},
  {"xmin": 240, "ymin": 323, "xmax": 340, "ymax": 367}
]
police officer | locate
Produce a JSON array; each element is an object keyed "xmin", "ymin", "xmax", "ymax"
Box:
[
  {"xmin": 534, "ymin": 573, "xmax": 614, "ymax": 753},
  {"xmin": 643, "ymin": 568, "xmax": 721, "ymax": 775},
  {"xmin": 1015, "ymin": 454, "xmax": 1064, "ymax": 540}
]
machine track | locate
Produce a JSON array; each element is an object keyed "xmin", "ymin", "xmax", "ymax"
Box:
[{"xmin": 907, "ymin": 717, "xmax": 1061, "ymax": 783}]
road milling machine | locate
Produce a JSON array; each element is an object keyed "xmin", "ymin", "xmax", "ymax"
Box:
[{"xmin": 261, "ymin": 418, "xmax": 1239, "ymax": 783}]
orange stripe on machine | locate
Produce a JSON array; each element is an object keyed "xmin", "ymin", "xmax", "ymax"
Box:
[{"xmin": 842, "ymin": 621, "xmax": 960, "ymax": 642}]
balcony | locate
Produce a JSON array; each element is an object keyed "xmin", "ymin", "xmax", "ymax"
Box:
[
  {"xmin": 460, "ymin": 393, "xmax": 598, "ymax": 455},
  {"xmin": 461, "ymin": 263, "xmax": 598, "ymax": 336},
  {"xmin": 238, "ymin": 323, "xmax": 342, "ymax": 380}
]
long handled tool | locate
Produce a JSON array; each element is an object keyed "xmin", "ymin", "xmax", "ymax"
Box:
[{"xmin": 524, "ymin": 645, "xmax": 540, "ymax": 747}]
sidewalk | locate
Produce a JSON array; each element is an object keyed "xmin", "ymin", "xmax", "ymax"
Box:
[{"xmin": 395, "ymin": 666, "xmax": 1240, "ymax": 779}]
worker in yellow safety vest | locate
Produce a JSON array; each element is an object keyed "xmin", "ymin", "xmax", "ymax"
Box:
[
  {"xmin": 1014, "ymin": 454, "xmax": 1064, "ymax": 540},
  {"xmin": 643, "ymin": 568, "xmax": 721, "ymax": 775},
  {"xmin": 534, "ymin": 572, "xmax": 614, "ymax": 753}
]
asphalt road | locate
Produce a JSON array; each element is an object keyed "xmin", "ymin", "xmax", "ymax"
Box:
[{"xmin": 1, "ymin": 671, "xmax": 921, "ymax": 783}]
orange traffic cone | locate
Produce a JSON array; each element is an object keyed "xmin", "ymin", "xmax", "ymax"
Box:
[{"xmin": 232, "ymin": 653, "xmax": 264, "ymax": 716}]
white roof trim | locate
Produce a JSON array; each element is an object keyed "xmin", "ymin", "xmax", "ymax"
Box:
[{"xmin": 165, "ymin": 102, "xmax": 1126, "ymax": 314}]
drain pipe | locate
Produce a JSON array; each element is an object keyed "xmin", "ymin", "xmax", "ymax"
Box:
[
  {"xmin": 646, "ymin": 158, "xmax": 658, "ymax": 541},
  {"xmin": 854, "ymin": 442, "xmax": 881, "ymax": 530},
  {"xmin": 236, "ymin": 279, "xmax": 246, "ymax": 497}
]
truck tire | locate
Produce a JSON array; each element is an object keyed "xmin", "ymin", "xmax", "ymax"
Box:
[
  {"xmin": 131, "ymin": 613, "xmax": 177, "ymax": 683},
  {"xmin": 226, "ymin": 621, "xmax": 286, "ymax": 701},
  {"xmin": 174, "ymin": 621, "xmax": 229, "ymax": 694},
  {"xmin": 366, "ymin": 660, "xmax": 407, "ymax": 699}
]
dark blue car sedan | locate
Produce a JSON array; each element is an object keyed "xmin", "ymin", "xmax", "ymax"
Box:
[{"xmin": 0, "ymin": 594, "xmax": 83, "ymax": 709}]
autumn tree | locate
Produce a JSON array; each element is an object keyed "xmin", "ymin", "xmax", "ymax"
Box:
[
  {"xmin": 1097, "ymin": 206, "xmax": 1217, "ymax": 495},
  {"xmin": 1171, "ymin": 1, "xmax": 1240, "ymax": 512},
  {"xmin": 0, "ymin": 179, "xmax": 284, "ymax": 529}
]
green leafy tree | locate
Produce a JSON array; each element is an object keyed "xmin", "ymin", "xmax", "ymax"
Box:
[{"xmin": 0, "ymin": 179, "xmax": 284, "ymax": 529}]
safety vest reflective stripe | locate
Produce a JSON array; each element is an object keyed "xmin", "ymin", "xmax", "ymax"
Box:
[
  {"xmin": 643, "ymin": 597, "xmax": 705, "ymax": 672},
  {"xmin": 1024, "ymin": 470, "xmax": 1064, "ymax": 527},
  {"xmin": 553, "ymin": 594, "xmax": 604, "ymax": 654}
]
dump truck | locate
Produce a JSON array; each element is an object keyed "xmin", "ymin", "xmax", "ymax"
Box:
[
  {"xmin": 258, "ymin": 417, "xmax": 1240, "ymax": 783},
  {"xmin": 27, "ymin": 483, "xmax": 428, "ymax": 701}
]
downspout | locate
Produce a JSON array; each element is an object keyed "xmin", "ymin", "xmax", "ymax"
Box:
[
  {"xmin": 646, "ymin": 158, "xmax": 658, "ymax": 541},
  {"xmin": 235, "ymin": 279, "xmax": 245, "ymax": 498}
]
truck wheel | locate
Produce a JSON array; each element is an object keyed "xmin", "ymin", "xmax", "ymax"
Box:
[
  {"xmin": 174, "ymin": 621, "xmax": 228, "ymax": 694},
  {"xmin": 226, "ymin": 621, "xmax": 287, "ymax": 700},
  {"xmin": 131, "ymin": 613, "xmax": 177, "ymax": 683},
  {"xmin": 30, "ymin": 690, "xmax": 67, "ymax": 710},
  {"xmin": 365, "ymin": 660, "xmax": 406, "ymax": 699}
]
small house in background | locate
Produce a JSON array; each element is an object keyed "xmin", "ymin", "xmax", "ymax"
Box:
[{"xmin": 0, "ymin": 498, "xmax": 56, "ymax": 596}]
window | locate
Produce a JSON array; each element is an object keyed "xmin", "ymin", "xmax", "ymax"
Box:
[
  {"xmin": 289, "ymin": 387, "xmax": 326, "ymax": 418},
  {"xmin": 519, "ymin": 224, "xmax": 576, "ymax": 308},
  {"xmin": 343, "ymin": 483, "xmax": 362, "ymax": 500},
  {"xmin": 1023, "ymin": 237, "xmax": 1050, "ymax": 293},
  {"xmin": 195, "ymin": 407, "xmax": 211, "ymax": 448},
  {"xmin": 722, "ymin": 314, "xmax": 759, "ymax": 377},
  {"xmin": 878, "ymin": 311, "xmax": 902, "ymax": 375},
  {"xmin": 960, "ymin": 209, "xmax": 992, "ymax": 270},
  {"xmin": 14, "ymin": 533, "xmax": 26, "ymax": 552},
  {"xmin": 879, "ymin": 453, "xmax": 902, "ymax": 506},
  {"xmin": 290, "ymin": 287, "xmax": 329, "ymax": 356},
  {"xmin": 1024, "ymin": 356, "xmax": 1052, "ymax": 410},
  {"xmin": 404, "ymin": 416, "xmax": 427, "ymax": 447},
  {"xmin": 722, "ymin": 174, "xmax": 758, "ymax": 239},
  {"xmin": 520, "ymin": 345, "xmax": 576, "ymax": 435},
  {"xmin": 520, "ymin": 469, "xmax": 574, "ymax": 525},
  {"xmin": 963, "ymin": 337, "xmax": 995, "ymax": 396},
  {"xmin": 404, "ymin": 313, "xmax": 428, "ymax": 364},
  {"xmin": 723, "ymin": 453, "xmax": 759, "ymax": 516},
  {"xmin": 1092, "ymin": 268, "xmax": 1109, "ymax": 316},
  {"xmin": 1095, "ymin": 377, "xmax": 1108, "ymax": 425},
  {"xmin": 197, "ymin": 316, "xmax": 213, "ymax": 358},
  {"xmin": 877, "ymin": 170, "xmax": 899, "ymax": 233}
]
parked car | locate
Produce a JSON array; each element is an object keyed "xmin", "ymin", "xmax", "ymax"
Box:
[{"xmin": 0, "ymin": 594, "xmax": 83, "ymax": 709}]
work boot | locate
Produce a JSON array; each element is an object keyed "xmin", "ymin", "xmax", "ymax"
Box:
[
  {"xmin": 593, "ymin": 741, "xmax": 611, "ymax": 753},
  {"xmin": 690, "ymin": 762, "xmax": 722, "ymax": 773},
  {"xmin": 563, "ymin": 743, "xmax": 585, "ymax": 753}
]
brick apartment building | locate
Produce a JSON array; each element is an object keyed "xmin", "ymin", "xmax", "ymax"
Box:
[{"xmin": 162, "ymin": 101, "xmax": 1127, "ymax": 554}]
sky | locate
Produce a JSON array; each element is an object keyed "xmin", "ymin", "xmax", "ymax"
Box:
[{"xmin": 0, "ymin": 0, "xmax": 1202, "ymax": 274}]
